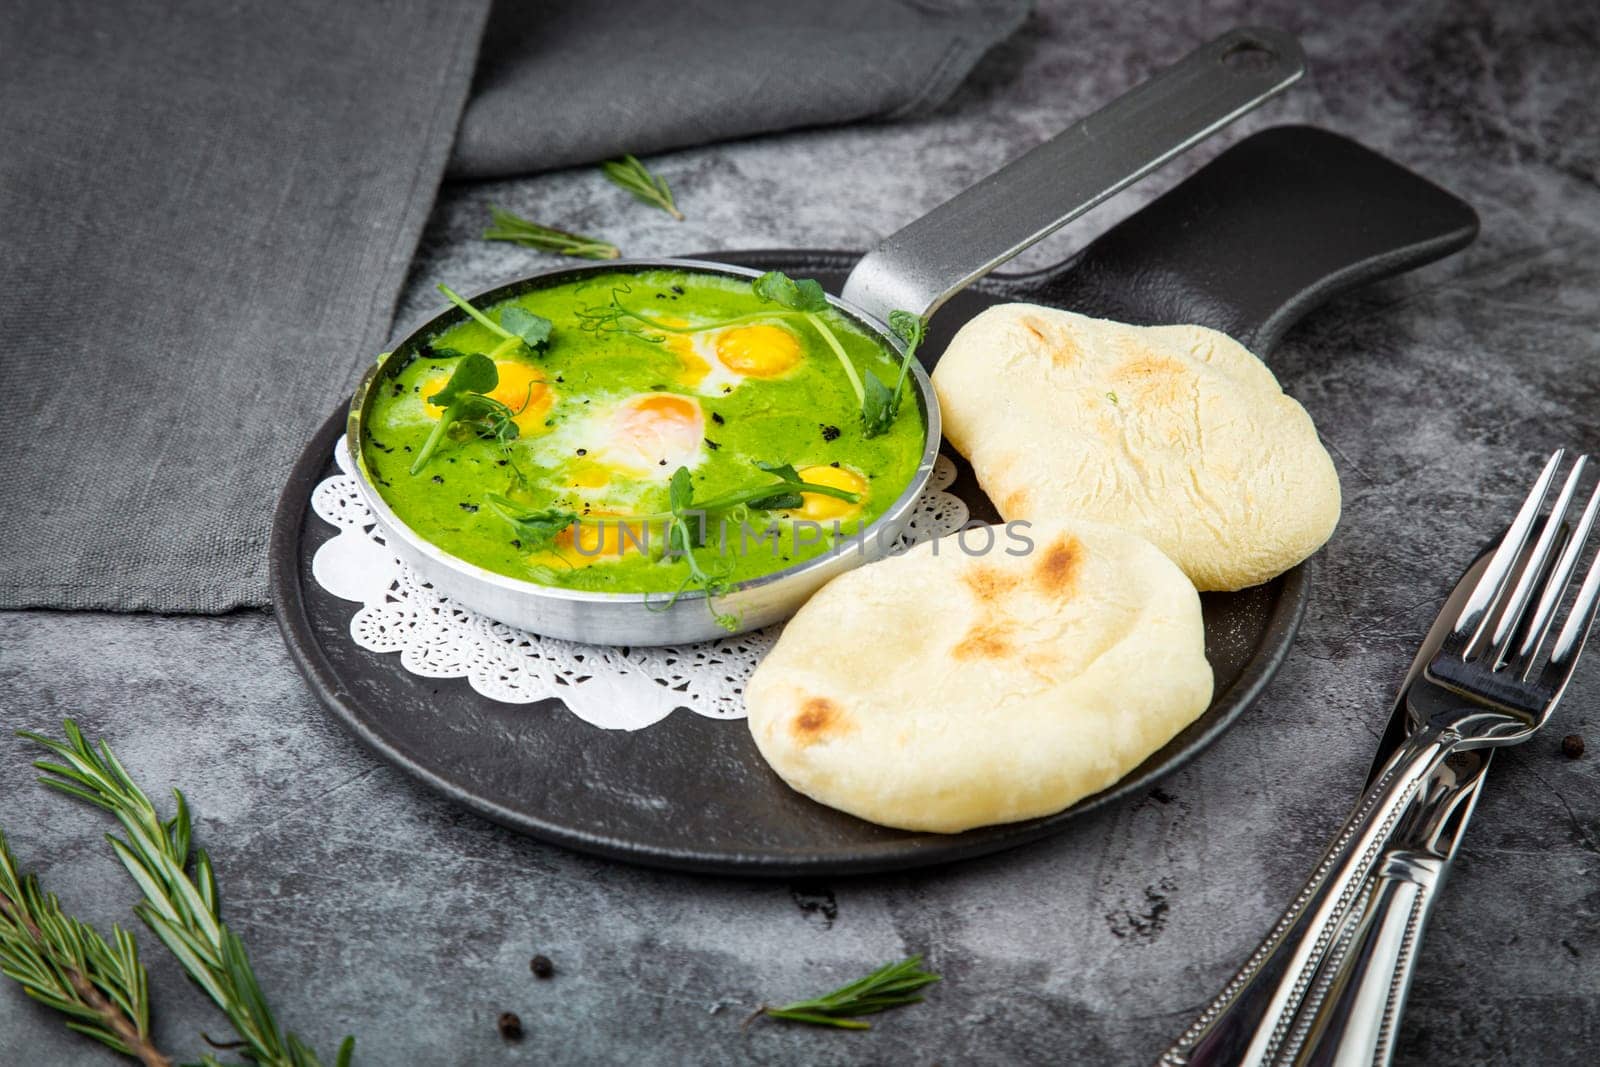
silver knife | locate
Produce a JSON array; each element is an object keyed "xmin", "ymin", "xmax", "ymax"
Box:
[
  {"xmin": 1159, "ymin": 547, "xmax": 1495, "ymax": 1066},
  {"xmin": 1275, "ymin": 548, "xmax": 1496, "ymax": 1065}
]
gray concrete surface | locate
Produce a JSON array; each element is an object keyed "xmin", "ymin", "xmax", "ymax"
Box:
[{"xmin": 3, "ymin": 1, "xmax": 1598, "ymax": 1063}]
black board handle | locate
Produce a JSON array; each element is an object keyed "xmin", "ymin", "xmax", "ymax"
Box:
[{"xmin": 999, "ymin": 125, "xmax": 1479, "ymax": 355}]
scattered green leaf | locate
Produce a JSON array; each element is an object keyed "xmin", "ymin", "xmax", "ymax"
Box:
[
  {"xmin": 600, "ymin": 154, "xmax": 684, "ymax": 221},
  {"xmin": 753, "ymin": 955, "xmax": 941, "ymax": 1030},
  {"xmin": 0, "ymin": 828, "xmax": 170, "ymax": 1065},
  {"xmin": 18, "ymin": 721, "xmax": 354, "ymax": 1066},
  {"xmin": 482, "ymin": 205, "xmax": 621, "ymax": 260}
]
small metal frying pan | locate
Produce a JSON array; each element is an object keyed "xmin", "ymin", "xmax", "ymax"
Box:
[{"xmin": 346, "ymin": 27, "xmax": 1306, "ymax": 645}]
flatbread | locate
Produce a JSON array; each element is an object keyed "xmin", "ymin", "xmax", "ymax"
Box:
[
  {"xmin": 745, "ymin": 519, "xmax": 1212, "ymax": 832},
  {"xmin": 932, "ymin": 304, "xmax": 1340, "ymax": 591}
]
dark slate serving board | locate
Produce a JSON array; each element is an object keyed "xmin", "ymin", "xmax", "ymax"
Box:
[{"xmin": 271, "ymin": 127, "xmax": 1477, "ymax": 876}]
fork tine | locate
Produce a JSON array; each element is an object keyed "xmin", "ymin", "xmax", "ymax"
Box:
[
  {"xmin": 1518, "ymin": 478, "xmax": 1600, "ymax": 671},
  {"xmin": 1491, "ymin": 456, "xmax": 1589, "ymax": 667},
  {"xmin": 1455, "ymin": 450, "xmax": 1564, "ymax": 645},
  {"xmin": 1547, "ymin": 520, "xmax": 1600, "ymax": 670}
]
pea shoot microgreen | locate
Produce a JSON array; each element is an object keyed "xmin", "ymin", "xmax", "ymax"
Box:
[
  {"xmin": 408, "ymin": 353, "xmax": 520, "ymax": 476},
  {"xmin": 600, "ymin": 154, "xmax": 684, "ymax": 221},
  {"xmin": 485, "ymin": 461, "xmax": 862, "ymax": 631},
  {"xmin": 484, "ymin": 497, "xmax": 577, "ymax": 551},
  {"xmin": 482, "ymin": 205, "xmax": 621, "ymax": 260},
  {"xmin": 861, "ymin": 310, "xmax": 926, "ymax": 438},
  {"xmin": 435, "ymin": 283, "xmax": 553, "ymax": 359}
]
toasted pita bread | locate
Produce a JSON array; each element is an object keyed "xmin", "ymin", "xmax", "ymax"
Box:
[
  {"xmin": 745, "ymin": 519, "xmax": 1211, "ymax": 832},
  {"xmin": 932, "ymin": 304, "xmax": 1340, "ymax": 591}
]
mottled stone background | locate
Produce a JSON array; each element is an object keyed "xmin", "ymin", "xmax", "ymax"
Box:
[{"xmin": 3, "ymin": 0, "xmax": 1597, "ymax": 1063}]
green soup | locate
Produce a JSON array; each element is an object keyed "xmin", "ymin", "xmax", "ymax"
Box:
[{"xmin": 360, "ymin": 269, "xmax": 926, "ymax": 596}]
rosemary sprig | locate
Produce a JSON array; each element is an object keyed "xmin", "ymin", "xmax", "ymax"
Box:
[
  {"xmin": 0, "ymin": 829, "xmax": 171, "ymax": 1066},
  {"xmin": 600, "ymin": 154, "xmax": 684, "ymax": 220},
  {"xmin": 483, "ymin": 205, "xmax": 621, "ymax": 260},
  {"xmin": 20, "ymin": 721, "xmax": 355, "ymax": 1067},
  {"xmin": 753, "ymin": 955, "xmax": 941, "ymax": 1030}
]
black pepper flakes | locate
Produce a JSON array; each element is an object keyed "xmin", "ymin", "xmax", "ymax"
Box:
[
  {"xmin": 530, "ymin": 954, "xmax": 554, "ymax": 979},
  {"xmin": 705, "ymin": 438, "xmax": 720, "ymax": 450},
  {"xmin": 576, "ymin": 448, "xmax": 587, "ymax": 456},
  {"xmin": 670, "ymin": 284, "xmax": 684, "ymax": 295},
  {"xmin": 820, "ymin": 424, "xmax": 841, "ymax": 442},
  {"xmin": 497, "ymin": 1012, "xmax": 523, "ymax": 1040},
  {"xmin": 459, "ymin": 502, "xmax": 479, "ymax": 513},
  {"xmin": 1562, "ymin": 734, "xmax": 1585, "ymax": 759},
  {"xmin": 710, "ymin": 412, "xmax": 725, "ymax": 425},
  {"xmin": 431, "ymin": 475, "xmax": 444, "ymax": 485}
]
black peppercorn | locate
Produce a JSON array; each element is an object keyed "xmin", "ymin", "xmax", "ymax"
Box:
[
  {"xmin": 820, "ymin": 424, "xmax": 841, "ymax": 442},
  {"xmin": 497, "ymin": 1012, "xmax": 523, "ymax": 1040},
  {"xmin": 1562, "ymin": 734, "xmax": 1585, "ymax": 759},
  {"xmin": 530, "ymin": 954, "xmax": 554, "ymax": 979}
]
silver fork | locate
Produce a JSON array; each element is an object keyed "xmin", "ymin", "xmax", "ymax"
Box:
[{"xmin": 1161, "ymin": 449, "xmax": 1600, "ymax": 1066}]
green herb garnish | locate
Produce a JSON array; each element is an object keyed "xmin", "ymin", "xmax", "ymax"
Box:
[
  {"xmin": 600, "ymin": 154, "xmax": 684, "ymax": 221},
  {"xmin": 486, "ymin": 461, "xmax": 861, "ymax": 628},
  {"xmin": 17, "ymin": 721, "xmax": 356, "ymax": 1067},
  {"xmin": 485, "ymin": 497, "xmax": 577, "ymax": 551},
  {"xmin": 483, "ymin": 205, "xmax": 621, "ymax": 260},
  {"xmin": 753, "ymin": 955, "xmax": 941, "ymax": 1030},
  {"xmin": 408, "ymin": 353, "xmax": 520, "ymax": 475},
  {"xmin": 750, "ymin": 271, "xmax": 868, "ymax": 417},
  {"xmin": 0, "ymin": 828, "xmax": 168, "ymax": 1065},
  {"xmin": 660, "ymin": 466, "xmax": 737, "ymax": 631},
  {"xmin": 436, "ymin": 283, "xmax": 553, "ymax": 359},
  {"xmin": 861, "ymin": 311, "xmax": 925, "ymax": 439}
]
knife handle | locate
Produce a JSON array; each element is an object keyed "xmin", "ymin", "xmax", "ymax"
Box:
[
  {"xmin": 1281, "ymin": 852, "xmax": 1445, "ymax": 1067},
  {"xmin": 1278, "ymin": 748, "xmax": 1487, "ymax": 1066},
  {"xmin": 1157, "ymin": 724, "xmax": 1457, "ymax": 1067}
]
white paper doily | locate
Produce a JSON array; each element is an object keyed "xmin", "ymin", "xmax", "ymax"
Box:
[{"xmin": 309, "ymin": 438, "xmax": 968, "ymax": 730}]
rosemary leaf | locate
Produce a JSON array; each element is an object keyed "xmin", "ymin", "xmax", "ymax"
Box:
[
  {"xmin": 483, "ymin": 205, "xmax": 620, "ymax": 260},
  {"xmin": 20, "ymin": 720, "xmax": 355, "ymax": 1067},
  {"xmin": 755, "ymin": 955, "xmax": 940, "ymax": 1030},
  {"xmin": 600, "ymin": 154, "xmax": 684, "ymax": 220},
  {"xmin": 0, "ymin": 827, "xmax": 172, "ymax": 1066}
]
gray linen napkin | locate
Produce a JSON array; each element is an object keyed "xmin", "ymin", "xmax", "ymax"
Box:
[
  {"xmin": 452, "ymin": 0, "xmax": 1033, "ymax": 177},
  {"xmin": 0, "ymin": 0, "xmax": 1027, "ymax": 613}
]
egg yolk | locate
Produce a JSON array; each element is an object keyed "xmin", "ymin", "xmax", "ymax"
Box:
[
  {"xmin": 792, "ymin": 464, "xmax": 868, "ymax": 521},
  {"xmin": 548, "ymin": 514, "xmax": 652, "ymax": 565},
  {"xmin": 421, "ymin": 360, "xmax": 554, "ymax": 433},
  {"xmin": 604, "ymin": 393, "xmax": 705, "ymax": 473},
  {"xmin": 660, "ymin": 324, "xmax": 712, "ymax": 387},
  {"xmin": 714, "ymin": 324, "xmax": 802, "ymax": 378}
]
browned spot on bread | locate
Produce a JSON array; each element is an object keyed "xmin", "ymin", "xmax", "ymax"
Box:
[
  {"xmin": 1020, "ymin": 315, "xmax": 1079, "ymax": 367},
  {"xmin": 790, "ymin": 696, "xmax": 851, "ymax": 746},
  {"xmin": 963, "ymin": 564, "xmax": 1020, "ymax": 603},
  {"xmin": 1115, "ymin": 353, "xmax": 1189, "ymax": 406},
  {"xmin": 952, "ymin": 620, "xmax": 1014, "ymax": 660},
  {"xmin": 1001, "ymin": 487, "xmax": 1031, "ymax": 516},
  {"xmin": 1034, "ymin": 536, "xmax": 1083, "ymax": 597}
]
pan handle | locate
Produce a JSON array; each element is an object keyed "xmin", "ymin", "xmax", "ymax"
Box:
[
  {"xmin": 1003, "ymin": 126, "xmax": 1481, "ymax": 356},
  {"xmin": 840, "ymin": 26, "xmax": 1306, "ymax": 324}
]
